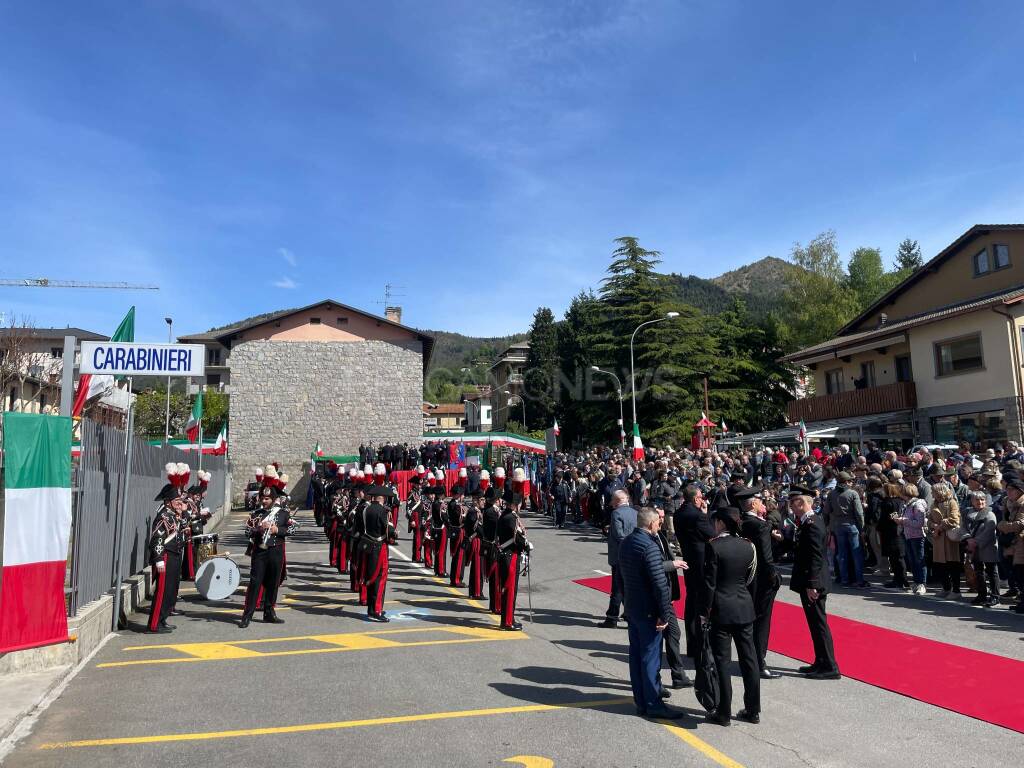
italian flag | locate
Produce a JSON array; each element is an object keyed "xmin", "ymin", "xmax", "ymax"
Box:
[
  {"xmin": 553, "ymin": 420, "xmax": 560, "ymax": 436},
  {"xmin": 71, "ymin": 306, "xmax": 135, "ymax": 417},
  {"xmin": 315, "ymin": 442, "xmax": 324, "ymax": 457},
  {"xmin": 632, "ymin": 422, "xmax": 644, "ymax": 461},
  {"xmin": 211, "ymin": 425, "xmax": 228, "ymax": 455},
  {"xmin": 0, "ymin": 413, "xmax": 73, "ymax": 653},
  {"xmin": 185, "ymin": 391, "xmax": 203, "ymax": 443}
]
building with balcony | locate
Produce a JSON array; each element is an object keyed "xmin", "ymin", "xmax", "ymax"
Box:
[
  {"xmin": 489, "ymin": 341, "xmax": 529, "ymax": 431},
  {"xmin": 770, "ymin": 225, "xmax": 1024, "ymax": 450},
  {"xmin": 462, "ymin": 387, "xmax": 493, "ymax": 432}
]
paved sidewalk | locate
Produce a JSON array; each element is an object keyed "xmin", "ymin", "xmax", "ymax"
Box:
[{"xmin": 0, "ymin": 667, "xmax": 70, "ymax": 742}]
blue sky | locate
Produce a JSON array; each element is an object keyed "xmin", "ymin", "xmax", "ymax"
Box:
[{"xmin": 2, "ymin": 1, "xmax": 1023, "ymax": 340}]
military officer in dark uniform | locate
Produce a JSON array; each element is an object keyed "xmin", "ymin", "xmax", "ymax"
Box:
[
  {"xmin": 481, "ymin": 488, "xmax": 503, "ymax": 614},
  {"xmin": 788, "ymin": 485, "xmax": 840, "ymax": 679},
  {"xmin": 405, "ymin": 474, "xmax": 426, "ymax": 562},
  {"xmin": 239, "ymin": 486, "xmax": 290, "ymax": 628},
  {"xmin": 448, "ymin": 485, "xmax": 467, "ymax": 587},
  {"xmin": 654, "ymin": 505, "xmax": 692, "ymax": 689},
  {"xmin": 463, "ymin": 488, "xmax": 486, "ymax": 599},
  {"xmin": 674, "ymin": 483, "xmax": 715, "ymax": 658},
  {"xmin": 495, "ymin": 501, "xmax": 529, "ymax": 631},
  {"xmin": 362, "ymin": 485, "xmax": 397, "ymax": 622},
  {"xmin": 734, "ymin": 485, "xmax": 782, "ymax": 679},
  {"xmin": 698, "ymin": 507, "xmax": 761, "ymax": 726},
  {"xmin": 146, "ymin": 484, "xmax": 186, "ymax": 633},
  {"xmin": 430, "ymin": 481, "xmax": 449, "ymax": 577}
]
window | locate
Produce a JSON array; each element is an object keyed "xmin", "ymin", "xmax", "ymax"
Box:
[
  {"xmin": 207, "ymin": 374, "xmax": 221, "ymax": 388},
  {"xmin": 858, "ymin": 361, "xmax": 876, "ymax": 388},
  {"xmin": 40, "ymin": 393, "xmax": 47, "ymax": 412},
  {"xmin": 994, "ymin": 244, "xmax": 1011, "ymax": 270},
  {"xmin": 931, "ymin": 409, "xmax": 1006, "ymax": 448},
  {"xmin": 50, "ymin": 347, "xmax": 62, "ymax": 358},
  {"xmin": 207, "ymin": 348, "xmax": 222, "ymax": 366},
  {"xmin": 310, "ymin": 317, "xmax": 321, "ymax": 325},
  {"xmin": 894, "ymin": 355, "xmax": 912, "ymax": 383},
  {"xmin": 825, "ymin": 368, "xmax": 843, "ymax": 395},
  {"xmin": 336, "ymin": 317, "xmax": 349, "ymax": 325},
  {"xmin": 973, "ymin": 248, "xmax": 990, "ymax": 275},
  {"xmin": 934, "ymin": 334, "xmax": 984, "ymax": 376}
]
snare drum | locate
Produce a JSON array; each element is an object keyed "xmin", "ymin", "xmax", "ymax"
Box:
[{"xmin": 192, "ymin": 532, "xmax": 219, "ymax": 564}]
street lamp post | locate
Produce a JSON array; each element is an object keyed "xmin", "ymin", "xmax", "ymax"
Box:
[
  {"xmin": 629, "ymin": 312, "xmax": 679, "ymax": 429},
  {"xmin": 164, "ymin": 317, "xmax": 173, "ymax": 444},
  {"xmin": 501, "ymin": 389, "xmax": 526, "ymax": 429},
  {"xmin": 591, "ymin": 366, "xmax": 625, "ymax": 449}
]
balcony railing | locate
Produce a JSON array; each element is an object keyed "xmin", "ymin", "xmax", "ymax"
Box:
[
  {"xmin": 786, "ymin": 381, "xmax": 917, "ymax": 423},
  {"xmin": 506, "ymin": 373, "xmax": 524, "ymax": 384}
]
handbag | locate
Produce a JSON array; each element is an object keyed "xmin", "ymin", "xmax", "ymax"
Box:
[{"xmin": 694, "ymin": 622, "xmax": 719, "ymax": 713}]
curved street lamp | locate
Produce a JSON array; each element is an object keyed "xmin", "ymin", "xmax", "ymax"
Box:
[
  {"xmin": 629, "ymin": 312, "xmax": 679, "ymax": 429},
  {"xmin": 591, "ymin": 366, "xmax": 625, "ymax": 449},
  {"xmin": 501, "ymin": 389, "xmax": 526, "ymax": 429}
]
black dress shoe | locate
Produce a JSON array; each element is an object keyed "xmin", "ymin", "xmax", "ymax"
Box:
[
  {"xmin": 760, "ymin": 669, "xmax": 781, "ymax": 680},
  {"xmin": 797, "ymin": 664, "xmax": 821, "ymax": 674},
  {"xmin": 263, "ymin": 614, "xmax": 285, "ymax": 624},
  {"xmin": 736, "ymin": 709, "xmax": 760, "ymax": 724},
  {"xmin": 159, "ymin": 622, "xmax": 175, "ymax": 630},
  {"xmin": 238, "ymin": 617, "xmax": 251, "ymax": 629},
  {"xmin": 809, "ymin": 669, "xmax": 842, "ymax": 680},
  {"xmin": 168, "ymin": 609, "xmax": 179, "ymax": 616},
  {"xmin": 597, "ymin": 619, "xmax": 618, "ymax": 629},
  {"xmin": 671, "ymin": 678, "xmax": 694, "ymax": 689},
  {"xmin": 501, "ymin": 622, "xmax": 523, "ymax": 631},
  {"xmin": 150, "ymin": 626, "xmax": 173, "ymax": 634},
  {"xmin": 367, "ymin": 613, "xmax": 390, "ymax": 623},
  {"xmin": 706, "ymin": 712, "xmax": 731, "ymax": 726},
  {"xmin": 659, "ymin": 689, "xmax": 671, "ymax": 699}
]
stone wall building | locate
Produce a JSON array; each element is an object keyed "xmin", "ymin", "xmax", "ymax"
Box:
[{"xmin": 180, "ymin": 300, "xmax": 433, "ymax": 501}]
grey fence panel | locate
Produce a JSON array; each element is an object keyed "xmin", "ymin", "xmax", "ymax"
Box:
[{"xmin": 70, "ymin": 421, "xmax": 226, "ymax": 614}]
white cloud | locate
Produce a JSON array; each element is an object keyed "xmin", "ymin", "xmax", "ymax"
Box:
[
  {"xmin": 278, "ymin": 247, "xmax": 297, "ymax": 267},
  {"xmin": 272, "ymin": 276, "xmax": 298, "ymax": 289}
]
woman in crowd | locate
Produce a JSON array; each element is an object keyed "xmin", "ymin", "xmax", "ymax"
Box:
[
  {"xmin": 895, "ymin": 483, "xmax": 928, "ymax": 595},
  {"xmin": 963, "ymin": 490, "xmax": 1000, "ymax": 607},
  {"xmin": 879, "ymin": 482, "xmax": 909, "ymax": 590},
  {"xmin": 928, "ymin": 483, "xmax": 963, "ymax": 598}
]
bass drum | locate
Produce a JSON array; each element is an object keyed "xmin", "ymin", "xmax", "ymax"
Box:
[{"xmin": 195, "ymin": 555, "xmax": 240, "ymax": 601}]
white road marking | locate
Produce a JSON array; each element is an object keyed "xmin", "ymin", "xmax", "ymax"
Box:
[{"xmin": 593, "ymin": 569, "xmax": 611, "ymax": 576}]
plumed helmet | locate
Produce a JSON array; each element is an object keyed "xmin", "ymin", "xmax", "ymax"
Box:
[
  {"xmin": 363, "ymin": 464, "xmax": 373, "ymax": 476},
  {"xmin": 374, "ymin": 463, "xmax": 386, "ymax": 475},
  {"xmin": 264, "ymin": 464, "xmax": 279, "ymax": 480},
  {"xmin": 494, "ymin": 466, "xmax": 505, "ymax": 478},
  {"xmin": 416, "ymin": 464, "xmax": 426, "ymax": 476},
  {"xmin": 348, "ymin": 467, "xmax": 359, "ymax": 478},
  {"xmin": 459, "ymin": 467, "xmax": 468, "ymax": 478},
  {"xmin": 513, "ymin": 467, "xmax": 526, "ymax": 482},
  {"xmin": 435, "ymin": 469, "xmax": 445, "ymax": 482}
]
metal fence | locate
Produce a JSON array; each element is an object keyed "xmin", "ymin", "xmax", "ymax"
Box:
[{"xmin": 67, "ymin": 420, "xmax": 226, "ymax": 616}]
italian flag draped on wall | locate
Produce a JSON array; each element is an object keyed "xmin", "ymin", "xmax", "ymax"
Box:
[
  {"xmin": 0, "ymin": 413, "xmax": 73, "ymax": 653},
  {"xmin": 71, "ymin": 306, "xmax": 135, "ymax": 417},
  {"xmin": 185, "ymin": 391, "xmax": 203, "ymax": 443},
  {"xmin": 632, "ymin": 422, "xmax": 644, "ymax": 461}
]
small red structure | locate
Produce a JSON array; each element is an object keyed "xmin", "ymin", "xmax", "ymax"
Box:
[{"xmin": 691, "ymin": 415, "xmax": 716, "ymax": 450}]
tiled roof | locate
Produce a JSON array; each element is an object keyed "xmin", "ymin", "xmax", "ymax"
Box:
[{"xmin": 782, "ymin": 285, "xmax": 1024, "ymax": 363}]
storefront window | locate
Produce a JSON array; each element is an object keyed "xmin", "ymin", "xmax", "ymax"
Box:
[{"xmin": 930, "ymin": 410, "xmax": 1006, "ymax": 448}]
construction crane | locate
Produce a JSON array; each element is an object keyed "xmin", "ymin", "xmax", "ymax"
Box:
[{"xmin": 0, "ymin": 278, "xmax": 159, "ymax": 290}]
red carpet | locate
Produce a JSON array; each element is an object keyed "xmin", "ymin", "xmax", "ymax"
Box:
[{"xmin": 575, "ymin": 575, "xmax": 1024, "ymax": 734}]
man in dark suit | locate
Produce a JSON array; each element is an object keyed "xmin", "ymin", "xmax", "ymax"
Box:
[
  {"xmin": 699, "ymin": 507, "xmax": 761, "ymax": 726},
  {"xmin": 788, "ymin": 485, "xmax": 841, "ymax": 679},
  {"xmin": 599, "ymin": 489, "xmax": 636, "ymax": 628},
  {"xmin": 619, "ymin": 508, "xmax": 683, "ymax": 719},
  {"xmin": 673, "ymin": 483, "xmax": 715, "ymax": 657},
  {"xmin": 734, "ymin": 485, "xmax": 782, "ymax": 679},
  {"xmin": 654, "ymin": 506, "xmax": 692, "ymax": 689}
]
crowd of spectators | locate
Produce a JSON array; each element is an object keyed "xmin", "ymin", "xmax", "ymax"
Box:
[{"xmin": 536, "ymin": 439, "xmax": 1024, "ymax": 613}]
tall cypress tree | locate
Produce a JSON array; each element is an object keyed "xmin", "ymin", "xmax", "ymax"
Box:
[{"xmin": 523, "ymin": 307, "xmax": 558, "ymax": 430}]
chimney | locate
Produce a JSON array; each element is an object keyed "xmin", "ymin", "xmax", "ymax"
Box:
[
  {"xmin": 385, "ymin": 306, "xmax": 402, "ymax": 324},
  {"xmin": 878, "ymin": 312, "xmax": 888, "ymax": 329}
]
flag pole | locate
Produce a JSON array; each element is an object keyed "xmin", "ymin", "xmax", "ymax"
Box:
[{"xmin": 198, "ymin": 418, "xmax": 203, "ymax": 472}]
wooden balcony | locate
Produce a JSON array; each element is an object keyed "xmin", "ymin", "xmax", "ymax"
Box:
[{"xmin": 786, "ymin": 381, "xmax": 917, "ymax": 423}]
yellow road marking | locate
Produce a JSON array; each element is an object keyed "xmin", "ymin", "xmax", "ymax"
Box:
[
  {"xmin": 38, "ymin": 697, "xmax": 633, "ymax": 749},
  {"xmin": 503, "ymin": 757, "xmax": 554, "ymax": 768},
  {"xmin": 660, "ymin": 723, "xmax": 747, "ymax": 768},
  {"xmin": 103, "ymin": 626, "xmax": 526, "ymax": 668}
]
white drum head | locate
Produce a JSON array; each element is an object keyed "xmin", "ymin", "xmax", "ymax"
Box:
[{"xmin": 195, "ymin": 556, "xmax": 240, "ymax": 600}]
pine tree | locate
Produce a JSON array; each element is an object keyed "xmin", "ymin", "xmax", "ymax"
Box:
[
  {"xmin": 523, "ymin": 307, "xmax": 558, "ymax": 431},
  {"xmin": 895, "ymin": 238, "xmax": 923, "ymax": 272}
]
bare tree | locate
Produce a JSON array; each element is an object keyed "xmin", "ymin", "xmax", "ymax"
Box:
[{"xmin": 0, "ymin": 312, "xmax": 52, "ymax": 413}]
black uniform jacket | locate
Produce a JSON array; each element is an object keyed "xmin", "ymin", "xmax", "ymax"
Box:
[
  {"xmin": 698, "ymin": 533, "xmax": 757, "ymax": 625},
  {"xmin": 790, "ymin": 513, "xmax": 831, "ymax": 594},
  {"xmin": 674, "ymin": 502, "xmax": 715, "ymax": 577},
  {"xmin": 740, "ymin": 513, "xmax": 780, "ymax": 611}
]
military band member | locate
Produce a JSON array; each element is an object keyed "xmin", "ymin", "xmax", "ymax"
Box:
[
  {"xmin": 350, "ymin": 478, "xmax": 369, "ymax": 597},
  {"xmin": 495, "ymin": 501, "xmax": 529, "ymax": 631},
  {"xmin": 481, "ymin": 488, "xmax": 502, "ymax": 613},
  {"xmin": 448, "ymin": 485, "xmax": 467, "ymax": 587},
  {"xmin": 464, "ymin": 488, "xmax": 486, "ymax": 599},
  {"xmin": 239, "ymin": 485, "xmax": 289, "ymax": 629},
  {"xmin": 406, "ymin": 474, "xmax": 426, "ymax": 562},
  {"xmin": 362, "ymin": 485, "xmax": 397, "ymax": 622},
  {"xmin": 430, "ymin": 475, "xmax": 449, "ymax": 577},
  {"xmin": 147, "ymin": 484, "xmax": 186, "ymax": 633}
]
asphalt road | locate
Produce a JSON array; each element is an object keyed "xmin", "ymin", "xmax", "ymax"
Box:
[{"xmin": 3, "ymin": 506, "xmax": 1022, "ymax": 767}]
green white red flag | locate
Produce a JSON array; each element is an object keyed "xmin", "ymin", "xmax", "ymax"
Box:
[
  {"xmin": 71, "ymin": 306, "xmax": 135, "ymax": 416},
  {"xmin": 0, "ymin": 413, "xmax": 73, "ymax": 653},
  {"xmin": 185, "ymin": 391, "xmax": 203, "ymax": 442},
  {"xmin": 632, "ymin": 422, "xmax": 644, "ymax": 461}
]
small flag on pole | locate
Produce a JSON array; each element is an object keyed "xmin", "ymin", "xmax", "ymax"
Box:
[
  {"xmin": 797, "ymin": 419, "xmax": 807, "ymax": 441},
  {"xmin": 553, "ymin": 419, "xmax": 560, "ymax": 436},
  {"xmin": 212, "ymin": 425, "xmax": 228, "ymax": 455},
  {"xmin": 185, "ymin": 391, "xmax": 203, "ymax": 443},
  {"xmin": 71, "ymin": 307, "xmax": 135, "ymax": 416},
  {"xmin": 720, "ymin": 419, "xmax": 727, "ymax": 432},
  {"xmin": 632, "ymin": 422, "xmax": 644, "ymax": 461}
]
